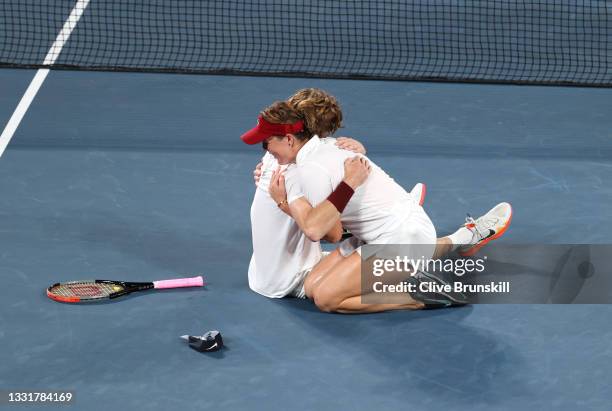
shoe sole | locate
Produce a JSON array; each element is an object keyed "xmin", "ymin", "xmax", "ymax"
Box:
[{"xmin": 458, "ymin": 204, "xmax": 513, "ymax": 257}]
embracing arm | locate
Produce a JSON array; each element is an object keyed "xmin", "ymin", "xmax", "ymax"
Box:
[
  {"xmin": 283, "ymin": 156, "xmax": 371, "ymax": 242},
  {"xmin": 270, "ymin": 168, "xmax": 343, "ymax": 242},
  {"xmin": 334, "ymin": 137, "xmax": 366, "ymax": 155},
  {"xmin": 323, "ymin": 220, "xmax": 344, "ymax": 243},
  {"xmin": 252, "ymin": 161, "xmax": 263, "ymax": 185},
  {"xmin": 288, "ymin": 197, "xmax": 343, "ymax": 242},
  {"xmin": 275, "ymin": 192, "xmax": 343, "ymax": 243}
]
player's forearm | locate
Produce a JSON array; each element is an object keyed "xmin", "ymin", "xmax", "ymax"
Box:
[
  {"xmin": 322, "ymin": 220, "xmax": 343, "ymax": 243},
  {"xmin": 302, "ymin": 202, "xmax": 341, "ymax": 242},
  {"xmin": 289, "ymin": 175, "xmax": 358, "ymax": 242},
  {"xmin": 304, "ymin": 179, "xmax": 356, "ymax": 241}
]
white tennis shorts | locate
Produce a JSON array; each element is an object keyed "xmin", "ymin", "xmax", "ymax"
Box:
[{"xmin": 340, "ymin": 202, "xmax": 437, "ymax": 262}]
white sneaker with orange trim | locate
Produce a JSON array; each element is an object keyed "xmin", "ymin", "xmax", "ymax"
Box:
[{"xmin": 457, "ymin": 202, "xmax": 513, "ymax": 257}]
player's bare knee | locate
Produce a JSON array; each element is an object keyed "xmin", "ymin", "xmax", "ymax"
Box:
[
  {"xmin": 314, "ymin": 296, "xmax": 336, "ymax": 313},
  {"xmin": 313, "ymin": 291, "xmax": 340, "ymax": 313},
  {"xmin": 303, "ymin": 276, "xmax": 317, "ymax": 298}
]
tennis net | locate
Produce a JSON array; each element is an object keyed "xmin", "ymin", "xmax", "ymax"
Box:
[{"xmin": 1, "ymin": 0, "xmax": 610, "ymax": 86}]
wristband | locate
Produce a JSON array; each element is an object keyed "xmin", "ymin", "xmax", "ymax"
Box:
[
  {"xmin": 327, "ymin": 181, "xmax": 354, "ymax": 213},
  {"xmin": 277, "ymin": 199, "xmax": 288, "ymax": 208}
]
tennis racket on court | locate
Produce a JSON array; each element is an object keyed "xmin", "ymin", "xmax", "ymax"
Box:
[{"xmin": 46, "ymin": 275, "xmax": 205, "ymax": 303}]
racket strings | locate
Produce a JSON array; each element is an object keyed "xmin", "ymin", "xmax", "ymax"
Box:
[{"xmin": 51, "ymin": 282, "xmax": 123, "ymax": 298}]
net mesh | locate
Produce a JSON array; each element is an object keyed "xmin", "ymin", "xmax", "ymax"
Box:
[{"xmin": 1, "ymin": 0, "xmax": 610, "ymax": 86}]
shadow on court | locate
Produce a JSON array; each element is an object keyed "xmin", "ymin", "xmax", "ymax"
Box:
[{"xmin": 277, "ymin": 300, "xmax": 529, "ymax": 407}]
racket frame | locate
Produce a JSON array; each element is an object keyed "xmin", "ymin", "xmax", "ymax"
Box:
[{"xmin": 46, "ymin": 276, "xmax": 203, "ymax": 303}]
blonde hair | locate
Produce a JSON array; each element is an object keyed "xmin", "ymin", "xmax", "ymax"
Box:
[{"xmin": 287, "ymin": 88, "xmax": 343, "ymax": 137}]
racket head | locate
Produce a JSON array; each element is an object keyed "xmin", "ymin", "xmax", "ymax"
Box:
[{"xmin": 46, "ymin": 280, "xmax": 128, "ymax": 303}]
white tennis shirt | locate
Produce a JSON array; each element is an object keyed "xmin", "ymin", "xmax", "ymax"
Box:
[
  {"xmin": 249, "ymin": 139, "xmax": 336, "ymax": 298},
  {"xmin": 286, "ymin": 136, "xmax": 415, "ymax": 244}
]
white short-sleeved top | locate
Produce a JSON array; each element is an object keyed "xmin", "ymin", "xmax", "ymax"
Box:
[
  {"xmin": 286, "ymin": 136, "xmax": 415, "ymax": 244},
  {"xmin": 249, "ymin": 137, "xmax": 340, "ymax": 298}
]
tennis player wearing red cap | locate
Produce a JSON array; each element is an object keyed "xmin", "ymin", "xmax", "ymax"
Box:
[
  {"xmin": 243, "ymin": 99, "xmax": 512, "ymax": 313},
  {"xmin": 247, "ymin": 90, "xmax": 360, "ymax": 298},
  {"xmin": 247, "ymin": 88, "xmax": 426, "ymax": 300}
]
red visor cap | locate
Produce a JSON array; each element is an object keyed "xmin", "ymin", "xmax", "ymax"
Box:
[{"xmin": 240, "ymin": 115, "xmax": 304, "ymax": 145}]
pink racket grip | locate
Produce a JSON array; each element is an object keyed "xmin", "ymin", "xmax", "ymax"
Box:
[{"xmin": 153, "ymin": 276, "xmax": 205, "ymax": 289}]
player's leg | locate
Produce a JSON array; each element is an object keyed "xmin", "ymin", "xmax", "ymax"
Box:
[
  {"xmin": 303, "ymin": 248, "xmax": 344, "ymax": 298},
  {"xmin": 432, "ymin": 237, "xmax": 454, "ymax": 259},
  {"xmin": 305, "ymin": 230, "xmax": 369, "ymax": 298},
  {"xmin": 309, "ymin": 202, "xmax": 430, "ymax": 313},
  {"xmin": 309, "ymin": 252, "xmax": 424, "ymax": 313},
  {"xmin": 310, "ymin": 251, "xmax": 468, "ymax": 313}
]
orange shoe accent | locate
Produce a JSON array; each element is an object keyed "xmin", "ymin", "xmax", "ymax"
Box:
[{"xmin": 459, "ymin": 206, "xmax": 513, "ymax": 257}]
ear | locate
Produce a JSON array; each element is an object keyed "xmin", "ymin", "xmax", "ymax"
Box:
[{"xmin": 285, "ymin": 133, "xmax": 295, "ymax": 145}]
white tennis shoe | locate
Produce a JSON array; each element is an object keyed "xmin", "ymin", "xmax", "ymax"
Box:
[{"xmin": 457, "ymin": 202, "xmax": 513, "ymax": 256}]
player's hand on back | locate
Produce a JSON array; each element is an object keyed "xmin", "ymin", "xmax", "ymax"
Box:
[
  {"xmin": 269, "ymin": 166, "xmax": 288, "ymax": 205},
  {"xmin": 335, "ymin": 137, "xmax": 366, "ymax": 155},
  {"xmin": 253, "ymin": 161, "xmax": 263, "ymax": 184},
  {"xmin": 343, "ymin": 156, "xmax": 371, "ymax": 190}
]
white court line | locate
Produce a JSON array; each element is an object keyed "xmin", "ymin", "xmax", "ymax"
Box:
[{"xmin": 0, "ymin": 0, "xmax": 91, "ymax": 158}]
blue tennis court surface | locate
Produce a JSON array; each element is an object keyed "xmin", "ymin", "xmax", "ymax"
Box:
[{"xmin": 1, "ymin": 68, "xmax": 611, "ymax": 410}]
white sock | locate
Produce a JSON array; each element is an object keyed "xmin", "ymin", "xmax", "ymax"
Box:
[{"xmin": 447, "ymin": 226, "xmax": 474, "ymax": 251}]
